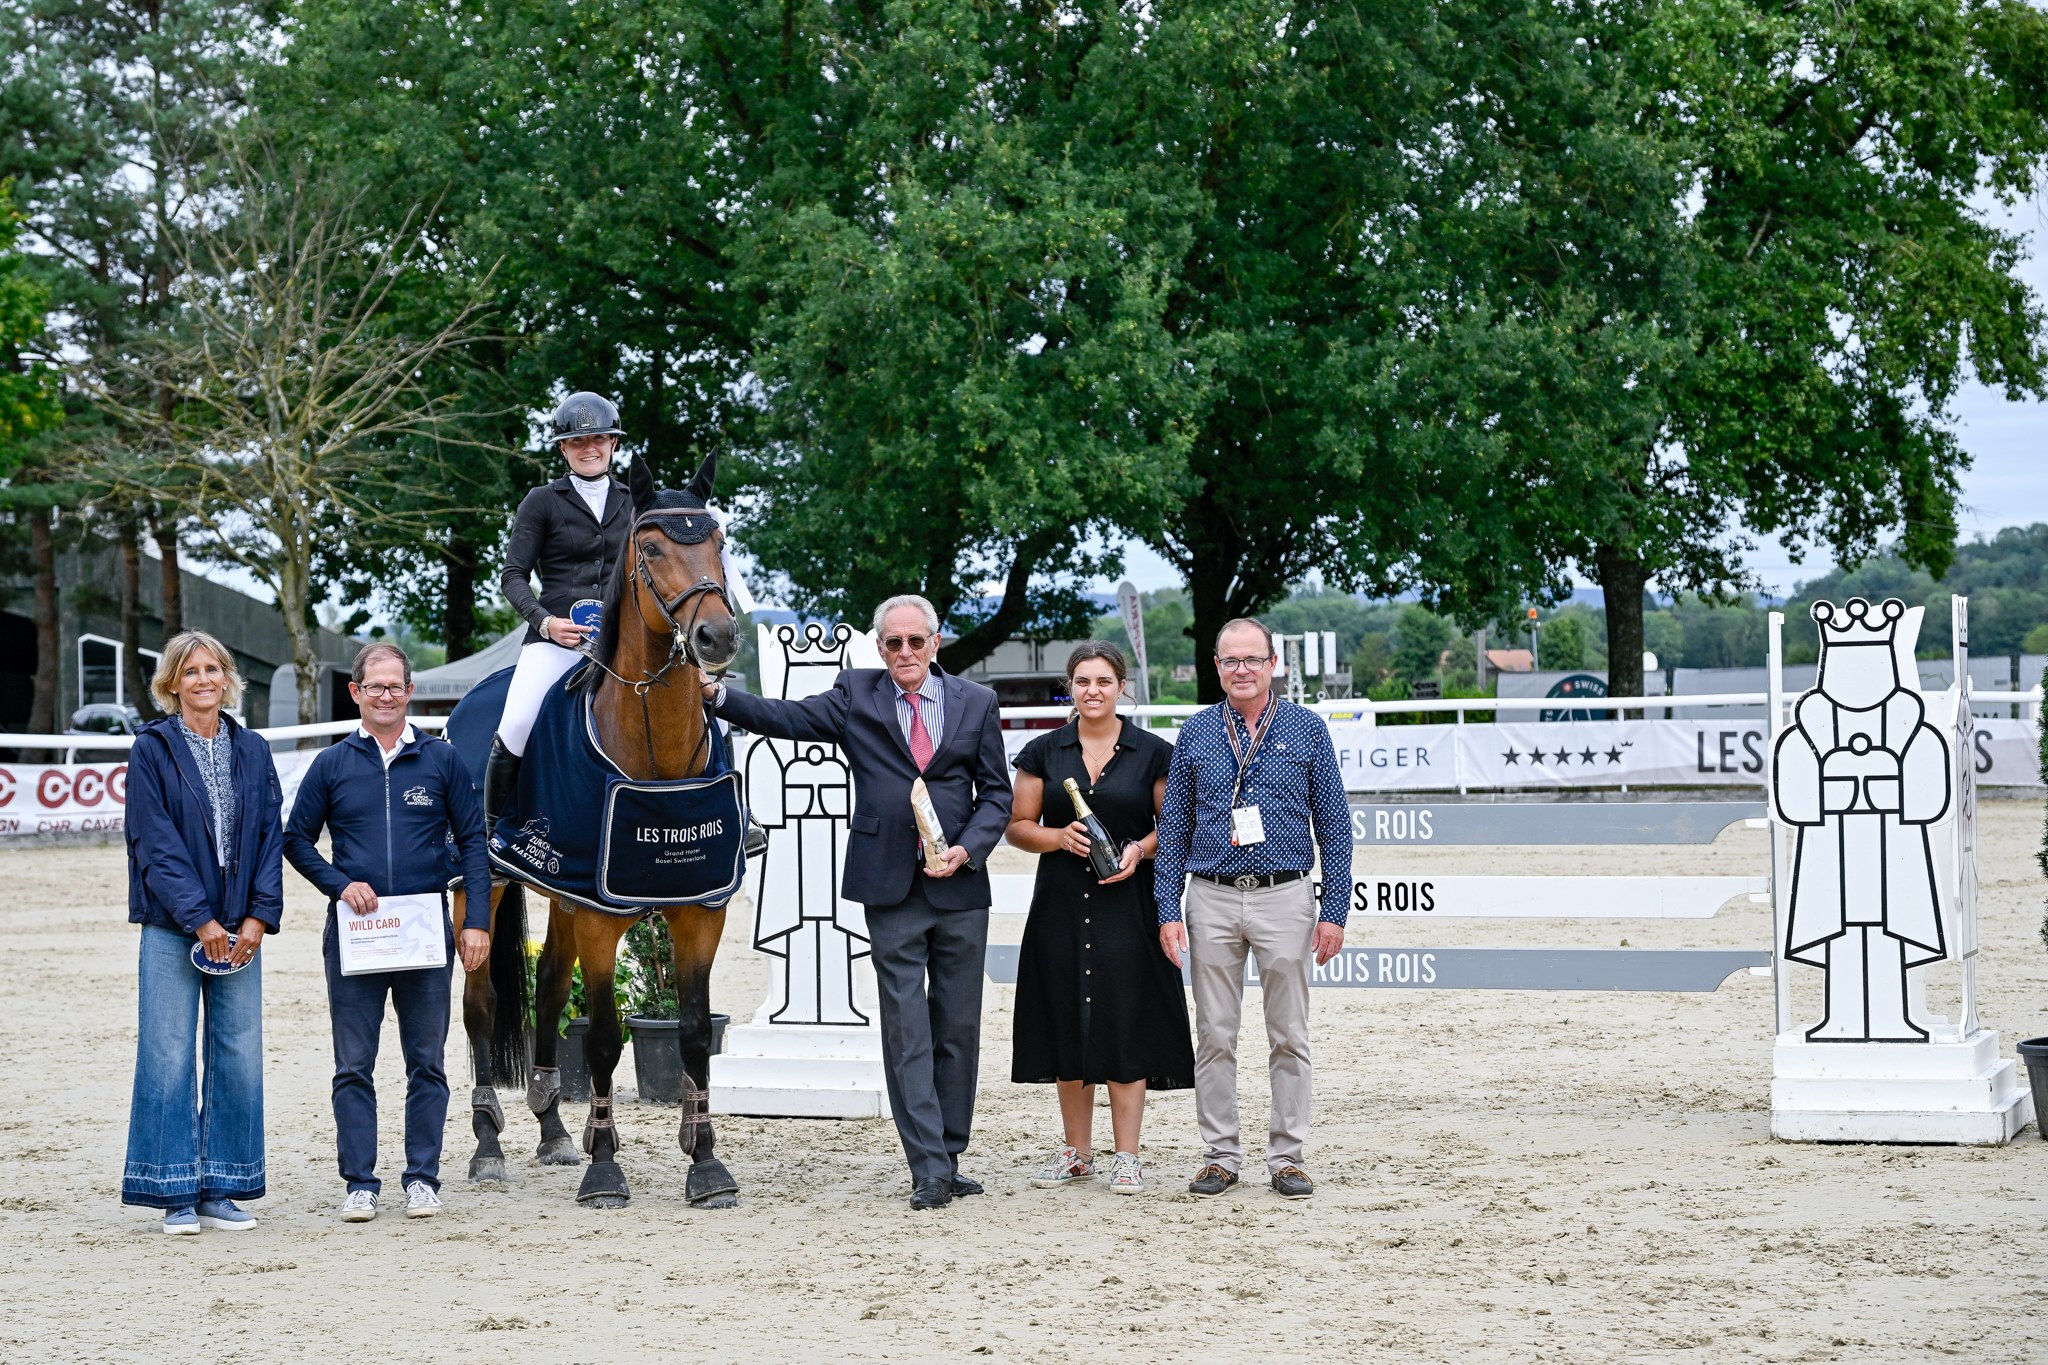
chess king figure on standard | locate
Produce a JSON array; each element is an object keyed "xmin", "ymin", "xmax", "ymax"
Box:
[{"xmin": 1772, "ymin": 597, "xmax": 1951, "ymax": 1042}]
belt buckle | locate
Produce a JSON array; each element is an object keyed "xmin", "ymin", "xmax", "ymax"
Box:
[{"xmin": 1232, "ymin": 874, "xmax": 1260, "ymax": 892}]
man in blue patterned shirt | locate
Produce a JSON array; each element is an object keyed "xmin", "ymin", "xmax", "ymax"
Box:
[{"xmin": 1156, "ymin": 617, "xmax": 1351, "ymax": 1200}]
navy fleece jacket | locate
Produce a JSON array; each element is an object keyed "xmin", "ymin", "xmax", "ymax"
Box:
[{"xmin": 282, "ymin": 727, "xmax": 492, "ymax": 930}]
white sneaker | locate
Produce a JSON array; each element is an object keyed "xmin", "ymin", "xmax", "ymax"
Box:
[
  {"xmin": 1028, "ymin": 1144, "xmax": 1095, "ymax": 1188},
  {"xmin": 1106, "ymin": 1152, "xmax": 1144, "ymax": 1194},
  {"xmin": 403, "ymin": 1181, "xmax": 442, "ymax": 1218},
  {"xmin": 340, "ymin": 1189, "xmax": 378, "ymax": 1223}
]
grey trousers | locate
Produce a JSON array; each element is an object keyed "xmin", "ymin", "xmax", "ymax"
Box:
[
  {"xmin": 1185, "ymin": 876, "xmax": 1316, "ymax": 1175},
  {"xmin": 865, "ymin": 877, "xmax": 990, "ymax": 1183}
]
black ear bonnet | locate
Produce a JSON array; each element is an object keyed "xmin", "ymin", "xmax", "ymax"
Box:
[
  {"xmin": 642, "ymin": 489, "xmax": 716, "ymax": 545},
  {"xmin": 632, "ymin": 452, "xmax": 720, "ymax": 545}
]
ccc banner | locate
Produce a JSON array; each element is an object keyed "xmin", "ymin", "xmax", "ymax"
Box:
[{"xmin": 0, "ymin": 763, "xmax": 129, "ymax": 837}]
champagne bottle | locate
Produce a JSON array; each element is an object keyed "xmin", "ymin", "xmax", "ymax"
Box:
[{"xmin": 1062, "ymin": 778, "xmax": 1123, "ymax": 881}]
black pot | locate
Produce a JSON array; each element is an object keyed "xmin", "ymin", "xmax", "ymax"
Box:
[
  {"xmin": 2018, "ymin": 1037, "xmax": 2048, "ymax": 1140},
  {"xmin": 628, "ymin": 1017, "xmax": 685, "ymax": 1104},
  {"xmin": 710, "ymin": 1011, "xmax": 729, "ymax": 1056},
  {"xmin": 555, "ymin": 1017, "xmax": 593, "ymax": 1103}
]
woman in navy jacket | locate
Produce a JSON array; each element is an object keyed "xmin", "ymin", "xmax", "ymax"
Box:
[{"xmin": 121, "ymin": 630, "xmax": 284, "ymax": 1234}]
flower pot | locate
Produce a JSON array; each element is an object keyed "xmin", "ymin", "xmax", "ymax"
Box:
[
  {"xmin": 545, "ymin": 1016, "xmax": 592, "ymax": 1103},
  {"xmin": 2018, "ymin": 1037, "xmax": 2048, "ymax": 1140},
  {"xmin": 710, "ymin": 1012, "xmax": 729, "ymax": 1056},
  {"xmin": 628, "ymin": 1017, "xmax": 685, "ymax": 1104}
]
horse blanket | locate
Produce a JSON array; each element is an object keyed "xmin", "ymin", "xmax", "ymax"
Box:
[{"xmin": 453, "ymin": 664, "xmax": 747, "ymax": 915}]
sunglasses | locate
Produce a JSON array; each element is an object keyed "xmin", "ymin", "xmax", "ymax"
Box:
[{"xmin": 882, "ymin": 634, "xmax": 932, "ymax": 655}]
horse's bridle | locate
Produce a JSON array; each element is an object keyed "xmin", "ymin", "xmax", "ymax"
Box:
[
  {"xmin": 631, "ymin": 530, "xmax": 732, "ymax": 680},
  {"xmin": 587, "ymin": 512, "xmax": 734, "ymax": 776}
]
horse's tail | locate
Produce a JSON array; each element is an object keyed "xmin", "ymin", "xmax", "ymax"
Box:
[{"xmin": 490, "ymin": 882, "xmax": 530, "ymax": 1086}]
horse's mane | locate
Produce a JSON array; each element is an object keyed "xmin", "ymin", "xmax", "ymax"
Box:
[{"xmin": 572, "ymin": 546, "xmax": 636, "ymax": 695}]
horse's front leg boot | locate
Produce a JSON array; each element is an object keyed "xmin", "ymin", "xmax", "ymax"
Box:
[
  {"xmin": 527, "ymin": 1066, "xmax": 561, "ymax": 1117},
  {"xmin": 472, "ymin": 1086, "xmax": 505, "ymax": 1133}
]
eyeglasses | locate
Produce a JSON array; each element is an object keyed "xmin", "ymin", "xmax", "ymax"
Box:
[
  {"xmin": 356, "ymin": 683, "xmax": 411, "ymax": 699},
  {"xmin": 881, "ymin": 634, "xmax": 931, "ymax": 655},
  {"xmin": 1216, "ymin": 656, "xmax": 1272, "ymax": 673}
]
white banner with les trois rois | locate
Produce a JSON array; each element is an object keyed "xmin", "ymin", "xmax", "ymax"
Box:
[
  {"xmin": 1316, "ymin": 714, "xmax": 2039, "ymax": 793},
  {"xmin": 997, "ymin": 712, "xmax": 2037, "ymax": 793}
]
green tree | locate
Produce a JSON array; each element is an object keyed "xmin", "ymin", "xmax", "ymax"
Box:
[
  {"xmin": 1542, "ymin": 614, "xmax": 1589, "ymax": 673},
  {"xmin": 1352, "ymin": 632, "xmax": 1394, "ymax": 689},
  {"xmin": 1116, "ymin": 4, "xmax": 1554, "ymax": 702},
  {"xmin": 0, "ymin": 181, "xmax": 65, "ymax": 740},
  {"xmin": 729, "ymin": 3, "xmax": 1207, "ymax": 667},
  {"xmin": 0, "ymin": 0, "xmax": 268, "ymax": 679},
  {"xmin": 1392, "ymin": 605, "xmax": 1454, "ymax": 684},
  {"xmin": 0, "ymin": 185, "xmax": 59, "ymax": 476},
  {"xmin": 105, "ymin": 145, "xmax": 495, "ymax": 724},
  {"xmin": 1444, "ymin": 0, "xmax": 2048, "ymax": 708}
]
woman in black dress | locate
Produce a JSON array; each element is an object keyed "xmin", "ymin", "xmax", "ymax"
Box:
[{"xmin": 1007, "ymin": 641, "xmax": 1194, "ymax": 1195}]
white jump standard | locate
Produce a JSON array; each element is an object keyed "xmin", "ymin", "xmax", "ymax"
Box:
[{"xmin": 1767, "ymin": 597, "xmax": 2032, "ymax": 1145}]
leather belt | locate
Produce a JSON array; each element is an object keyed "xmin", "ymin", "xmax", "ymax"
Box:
[{"xmin": 1193, "ymin": 870, "xmax": 1306, "ymax": 891}]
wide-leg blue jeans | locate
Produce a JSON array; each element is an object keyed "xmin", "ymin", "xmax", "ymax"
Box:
[{"xmin": 122, "ymin": 925, "xmax": 266, "ymax": 1208}]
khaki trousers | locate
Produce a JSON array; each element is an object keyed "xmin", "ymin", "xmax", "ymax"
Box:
[{"xmin": 1185, "ymin": 876, "xmax": 1316, "ymax": 1175}]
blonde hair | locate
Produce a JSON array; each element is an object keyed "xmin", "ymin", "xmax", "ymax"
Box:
[{"xmin": 150, "ymin": 630, "xmax": 245, "ymax": 715}]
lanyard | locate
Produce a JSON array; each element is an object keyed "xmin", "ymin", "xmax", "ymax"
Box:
[{"xmin": 1224, "ymin": 695, "xmax": 1278, "ymax": 809}]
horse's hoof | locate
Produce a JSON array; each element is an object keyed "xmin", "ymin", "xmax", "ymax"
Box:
[
  {"xmin": 536, "ymin": 1136, "xmax": 582, "ymax": 1167},
  {"xmin": 576, "ymin": 1160, "xmax": 630, "ymax": 1207},
  {"xmin": 686, "ymin": 1158, "xmax": 740, "ymax": 1207},
  {"xmin": 468, "ymin": 1155, "xmax": 509, "ymax": 1187}
]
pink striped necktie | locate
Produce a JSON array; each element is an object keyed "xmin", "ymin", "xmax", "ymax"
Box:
[{"xmin": 903, "ymin": 693, "xmax": 935, "ymax": 770}]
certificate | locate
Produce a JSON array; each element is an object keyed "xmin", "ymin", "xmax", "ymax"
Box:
[{"xmin": 337, "ymin": 892, "xmax": 448, "ymax": 976}]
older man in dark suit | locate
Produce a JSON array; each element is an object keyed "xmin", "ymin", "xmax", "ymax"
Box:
[{"xmin": 708, "ymin": 594, "xmax": 1012, "ymax": 1209}]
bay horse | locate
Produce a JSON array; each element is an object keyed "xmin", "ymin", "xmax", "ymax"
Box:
[{"xmin": 453, "ymin": 455, "xmax": 742, "ymax": 1209}]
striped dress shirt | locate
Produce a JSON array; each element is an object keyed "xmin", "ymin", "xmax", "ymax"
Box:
[{"xmin": 894, "ymin": 670, "xmax": 946, "ymax": 752}]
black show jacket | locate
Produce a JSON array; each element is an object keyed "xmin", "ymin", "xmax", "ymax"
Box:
[{"xmin": 500, "ymin": 474, "xmax": 632, "ymax": 645}]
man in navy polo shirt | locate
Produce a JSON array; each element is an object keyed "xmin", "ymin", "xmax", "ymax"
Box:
[
  {"xmin": 284, "ymin": 643, "xmax": 491, "ymax": 1222},
  {"xmin": 1156, "ymin": 617, "xmax": 1351, "ymax": 1201}
]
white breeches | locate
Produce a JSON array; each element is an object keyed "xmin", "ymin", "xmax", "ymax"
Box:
[{"xmin": 498, "ymin": 640, "xmax": 585, "ymax": 756}]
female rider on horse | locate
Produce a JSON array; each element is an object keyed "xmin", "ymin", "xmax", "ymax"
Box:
[{"xmin": 484, "ymin": 391, "xmax": 650, "ymax": 832}]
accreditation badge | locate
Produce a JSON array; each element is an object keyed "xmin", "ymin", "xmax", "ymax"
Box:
[{"xmin": 1230, "ymin": 804, "xmax": 1266, "ymax": 847}]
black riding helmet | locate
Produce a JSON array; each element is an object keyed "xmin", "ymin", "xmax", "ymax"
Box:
[{"xmin": 546, "ymin": 391, "xmax": 623, "ymax": 444}]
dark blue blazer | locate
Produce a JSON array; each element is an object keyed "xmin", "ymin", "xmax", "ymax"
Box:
[
  {"xmin": 718, "ymin": 667, "xmax": 1012, "ymax": 910},
  {"xmin": 125, "ymin": 714, "xmax": 285, "ymax": 935},
  {"xmin": 282, "ymin": 727, "xmax": 492, "ymax": 930}
]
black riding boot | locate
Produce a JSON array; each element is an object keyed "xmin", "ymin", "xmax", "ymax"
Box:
[{"xmin": 483, "ymin": 737, "xmax": 522, "ymax": 841}]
